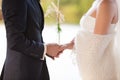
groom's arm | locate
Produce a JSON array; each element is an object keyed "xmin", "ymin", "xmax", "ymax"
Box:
[{"xmin": 2, "ymin": 0, "xmax": 46, "ymax": 59}]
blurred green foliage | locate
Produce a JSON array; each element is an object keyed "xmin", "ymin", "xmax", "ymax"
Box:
[{"xmin": 41, "ymin": 0, "xmax": 94, "ymax": 24}]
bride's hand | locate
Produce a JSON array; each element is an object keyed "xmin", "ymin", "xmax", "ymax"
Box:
[{"xmin": 61, "ymin": 39, "xmax": 74, "ymax": 50}]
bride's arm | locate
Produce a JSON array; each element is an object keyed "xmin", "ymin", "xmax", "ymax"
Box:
[
  {"xmin": 61, "ymin": 38, "xmax": 74, "ymax": 50},
  {"xmin": 94, "ymin": 1, "xmax": 116, "ymax": 35}
]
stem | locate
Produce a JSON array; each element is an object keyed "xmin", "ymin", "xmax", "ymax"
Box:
[
  {"xmin": 57, "ymin": 22, "xmax": 61, "ymax": 44},
  {"xmin": 57, "ymin": 0, "xmax": 59, "ymax": 10},
  {"xmin": 57, "ymin": 0, "xmax": 61, "ymax": 44}
]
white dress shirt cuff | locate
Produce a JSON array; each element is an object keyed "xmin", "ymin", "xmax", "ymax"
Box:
[{"xmin": 41, "ymin": 44, "xmax": 47, "ymax": 60}]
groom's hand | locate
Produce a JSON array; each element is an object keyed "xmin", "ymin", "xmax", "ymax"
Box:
[{"xmin": 46, "ymin": 43, "xmax": 64, "ymax": 59}]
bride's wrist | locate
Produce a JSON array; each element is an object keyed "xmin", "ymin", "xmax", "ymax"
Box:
[
  {"xmin": 61, "ymin": 44, "xmax": 68, "ymax": 49},
  {"xmin": 64, "ymin": 43, "xmax": 72, "ymax": 49}
]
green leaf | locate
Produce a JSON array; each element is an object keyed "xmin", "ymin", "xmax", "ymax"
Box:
[{"xmin": 57, "ymin": 23, "xmax": 62, "ymax": 33}]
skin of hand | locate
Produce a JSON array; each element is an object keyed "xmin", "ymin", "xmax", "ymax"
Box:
[
  {"xmin": 61, "ymin": 39, "xmax": 74, "ymax": 50},
  {"xmin": 46, "ymin": 43, "xmax": 64, "ymax": 60}
]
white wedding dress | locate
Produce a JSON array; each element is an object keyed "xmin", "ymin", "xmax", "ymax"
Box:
[{"xmin": 74, "ymin": 15, "xmax": 118, "ymax": 80}]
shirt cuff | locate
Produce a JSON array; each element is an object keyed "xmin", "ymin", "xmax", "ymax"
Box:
[{"xmin": 41, "ymin": 44, "xmax": 47, "ymax": 60}]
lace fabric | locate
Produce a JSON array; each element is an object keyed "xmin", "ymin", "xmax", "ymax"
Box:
[{"xmin": 74, "ymin": 11, "xmax": 117, "ymax": 80}]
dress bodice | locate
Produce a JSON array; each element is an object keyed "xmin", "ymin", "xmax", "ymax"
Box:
[{"xmin": 79, "ymin": 15, "xmax": 116, "ymax": 34}]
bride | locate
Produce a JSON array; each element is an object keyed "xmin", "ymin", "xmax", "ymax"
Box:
[{"xmin": 62, "ymin": 0, "xmax": 120, "ymax": 80}]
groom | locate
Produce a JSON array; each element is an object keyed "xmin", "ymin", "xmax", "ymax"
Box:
[{"xmin": 0, "ymin": 0, "xmax": 63, "ymax": 80}]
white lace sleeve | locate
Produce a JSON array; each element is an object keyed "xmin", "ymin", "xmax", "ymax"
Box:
[
  {"xmin": 73, "ymin": 30, "xmax": 115, "ymax": 56},
  {"xmin": 73, "ymin": 30, "xmax": 116, "ymax": 79}
]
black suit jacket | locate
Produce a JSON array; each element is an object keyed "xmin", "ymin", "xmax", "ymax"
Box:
[{"xmin": 1, "ymin": 0, "xmax": 50, "ymax": 80}]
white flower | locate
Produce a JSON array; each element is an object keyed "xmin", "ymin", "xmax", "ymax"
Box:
[{"xmin": 45, "ymin": 1, "xmax": 64, "ymax": 23}]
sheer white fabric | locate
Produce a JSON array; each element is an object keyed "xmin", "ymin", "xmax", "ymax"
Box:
[
  {"xmin": 74, "ymin": 15, "xmax": 118, "ymax": 80},
  {"xmin": 114, "ymin": 0, "xmax": 120, "ymax": 79}
]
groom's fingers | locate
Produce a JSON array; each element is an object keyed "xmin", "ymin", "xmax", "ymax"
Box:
[
  {"xmin": 46, "ymin": 54, "xmax": 55, "ymax": 60},
  {"xmin": 56, "ymin": 53, "xmax": 60, "ymax": 58},
  {"xmin": 56, "ymin": 50, "xmax": 63, "ymax": 58}
]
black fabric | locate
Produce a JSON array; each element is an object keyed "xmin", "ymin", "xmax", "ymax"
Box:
[
  {"xmin": 0, "ymin": 64, "xmax": 4, "ymax": 80},
  {"xmin": 1, "ymin": 0, "xmax": 50, "ymax": 79}
]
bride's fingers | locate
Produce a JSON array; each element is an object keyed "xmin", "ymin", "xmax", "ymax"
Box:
[{"xmin": 60, "ymin": 44, "xmax": 68, "ymax": 49}]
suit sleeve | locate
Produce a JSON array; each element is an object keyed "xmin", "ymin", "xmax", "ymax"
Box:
[{"xmin": 2, "ymin": 0, "xmax": 45, "ymax": 59}]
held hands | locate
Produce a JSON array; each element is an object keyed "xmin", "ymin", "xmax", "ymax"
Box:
[
  {"xmin": 46, "ymin": 39, "xmax": 74, "ymax": 60},
  {"xmin": 46, "ymin": 43, "xmax": 64, "ymax": 60}
]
